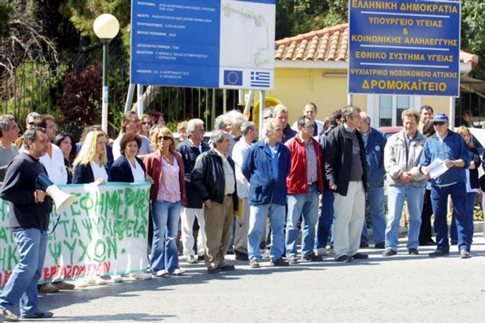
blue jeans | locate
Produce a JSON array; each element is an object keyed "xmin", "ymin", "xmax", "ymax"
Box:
[
  {"xmin": 286, "ymin": 184, "xmax": 319, "ymax": 257},
  {"xmin": 361, "ymin": 186, "xmax": 386, "ymax": 244},
  {"xmin": 150, "ymin": 200, "xmax": 181, "ymax": 273},
  {"xmin": 450, "ymin": 191, "xmax": 476, "ymax": 246},
  {"xmin": 0, "ymin": 228, "xmax": 48, "ymax": 316},
  {"xmin": 247, "ymin": 204, "xmax": 286, "ymax": 261},
  {"xmin": 431, "ymin": 183, "xmax": 471, "ymax": 252},
  {"xmin": 315, "ymin": 188, "xmax": 334, "ymax": 250},
  {"xmin": 385, "ymin": 185, "xmax": 425, "ymax": 251}
]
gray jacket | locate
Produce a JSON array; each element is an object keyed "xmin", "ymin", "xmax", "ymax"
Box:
[{"xmin": 384, "ymin": 130, "xmax": 427, "ymax": 187}]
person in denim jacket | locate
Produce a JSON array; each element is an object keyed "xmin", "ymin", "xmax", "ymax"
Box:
[{"xmin": 358, "ymin": 112, "xmax": 387, "ymax": 249}]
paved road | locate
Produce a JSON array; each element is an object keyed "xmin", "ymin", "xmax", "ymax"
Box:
[{"xmin": 33, "ymin": 234, "xmax": 485, "ymax": 323}]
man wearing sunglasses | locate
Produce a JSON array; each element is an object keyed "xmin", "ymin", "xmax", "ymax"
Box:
[{"xmin": 419, "ymin": 113, "xmax": 471, "ymax": 258}]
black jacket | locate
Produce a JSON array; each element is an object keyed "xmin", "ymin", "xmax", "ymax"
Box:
[
  {"xmin": 0, "ymin": 153, "xmax": 53, "ymax": 230},
  {"xmin": 191, "ymin": 149, "xmax": 238, "ymax": 211},
  {"xmin": 468, "ymin": 147, "xmax": 480, "ymax": 190},
  {"xmin": 72, "ymin": 163, "xmax": 108, "ymax": 184},
  {"xmin": 176, "ymin": 139, "xmax": 210, "ymax": 208},
  {"xmin": 109, "ymin": 155, "xmax": 146, "ymax": 183},
  {"xmin": 325, "ymin": 124, "xmax": 367, "ymax": 196}
]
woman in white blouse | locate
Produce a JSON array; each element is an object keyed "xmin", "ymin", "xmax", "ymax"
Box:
[{"xmin": 109, "ymin": 133, "xmax": 146, "ymax": 183}]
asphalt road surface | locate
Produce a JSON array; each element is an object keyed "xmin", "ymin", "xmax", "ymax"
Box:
[{"xmin": 23, "ymin": 234, "xmax": 485, "ymax": 323}]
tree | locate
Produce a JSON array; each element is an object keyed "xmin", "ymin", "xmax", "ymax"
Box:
[
  {"xmin": 461, "ymin": 1, "xmax": 485, "ymax": 79},
  {"xmin": 58, "ymin": 63, "xmax": 102, "ymax": 137},
  {"xmin": 0, "ymin": 1, "xmax": 11, "ymax": 39}
]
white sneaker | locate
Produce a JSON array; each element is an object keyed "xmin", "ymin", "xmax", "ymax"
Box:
[
  {"xmin": 74, "ymin": 278, "xmax": 89, "ymax": 288},
  {"xmin": 314, "ymin": 248, "xmax": 327, "ymax": 257},
  {"xmin": 155, "ymin": 270, "xmax": 168, "ymax": 278},
  {"xmin": 186, "ymin": 255, "xmax": 198, "ymax": 264},
  {"xmin": 110, "ymin": 275, "xmax": 123, "ymax": 283},
  {"xmin": 169, "ymin": 268, "xmax": 185, "ymax": 276},
  {"xmin": 129, "ymin": 272, "xmax": 153, "ymax": 280},
  {"xmin": 88, "ymin": 276, "xmax": 108, "ymax": 286}
]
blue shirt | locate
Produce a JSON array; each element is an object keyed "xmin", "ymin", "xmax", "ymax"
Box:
[{"xmin": 419, "ymin": 130, "xmax": 470, "ymax": 186}]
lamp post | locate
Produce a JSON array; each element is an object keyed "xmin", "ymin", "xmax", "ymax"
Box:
[{"xmin": 93, "ymin": 14, "xmax": 120, "ymax": 135}]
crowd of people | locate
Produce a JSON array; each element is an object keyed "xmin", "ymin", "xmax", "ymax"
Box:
[{"xmin": 0, "ymin": 102, "xmax": 482, "ymax": 321}]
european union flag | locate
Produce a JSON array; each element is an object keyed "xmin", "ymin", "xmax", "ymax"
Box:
[{"xmin": 223, "ymin": 70, "xmax": 243, "ymax": 86}]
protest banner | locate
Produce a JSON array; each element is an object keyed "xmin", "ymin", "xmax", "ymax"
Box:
[{"xmin": 0, "ymin": 182, "xmax": 150, "ymax": 287}]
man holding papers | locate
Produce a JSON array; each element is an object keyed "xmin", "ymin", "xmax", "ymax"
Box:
[{"xmin": 419, "ymin": 113, "xmax": 471, "ymax": 258}]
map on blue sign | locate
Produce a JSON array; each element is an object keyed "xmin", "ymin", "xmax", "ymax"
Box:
[
  {"xmin": 130, "ymin": 0, "xmax": 275, "ymax": 90},
  {"xmin": 348, "ymin": 0, "xmax": 461, "ymax": 97}
]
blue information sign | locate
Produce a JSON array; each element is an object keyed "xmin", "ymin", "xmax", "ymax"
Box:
[
  {"xmin": 131, "ymin": 0, "xmax": 276, "ymax": 89},
  {"xmin": 348, "ymin": 0, "xmax": 461, "ymax": 97}
]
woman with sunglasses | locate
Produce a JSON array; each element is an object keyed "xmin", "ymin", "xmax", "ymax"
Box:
[
  {"xmin": 140, "ymin": 114, "xmax": 152, "ymax": 138},
  {"xmin": 144, "ymin": 127, "xmax": 187, "ymax": 277}
]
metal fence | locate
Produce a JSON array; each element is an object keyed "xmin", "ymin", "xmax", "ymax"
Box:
[{"xmin": 0, "ymin": 53, "xmax": 240, "ymax": 138}]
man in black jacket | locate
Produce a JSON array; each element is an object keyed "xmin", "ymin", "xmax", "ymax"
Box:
[
  {"xmin": 192, "ymin": 130, "xmax": 238, "ymax": 273},
  {"xmin": 325, "ymin": 106, "xmax": 368, "ymax": 263},
  {"xmin": 0, "ymin": 127, "xmax": 54, "ymax": 320},
  {"xmin": 176, "ymin": 118, "xmax": 210, "ymax": 264}
]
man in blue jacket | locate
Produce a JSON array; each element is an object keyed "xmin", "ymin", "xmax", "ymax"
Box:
[
  {"xmin": 420, "ymin": 113, "xmax": 471, "ymax": 258},
  {"xmin": 358, "ymin": 112, "xmax": 387, "ymax": 249},
  {"xmin": 242, "ymin": 118, "xmax": 291, "ymax": 268}
]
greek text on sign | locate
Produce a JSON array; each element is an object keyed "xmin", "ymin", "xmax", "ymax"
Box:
[
  {"xmin": 0, "ymin": 182, "xmax": 150, "ymax": 286},
  {"xmin": 130, "ymin": 0, "xmax": 275, "ymax": 90},
  {"xmin": 349, "ymin": 0, "xmax": 460, "ymax": 97}
]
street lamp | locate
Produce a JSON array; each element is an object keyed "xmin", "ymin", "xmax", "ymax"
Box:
[{"xmin": 93, "ymin": 13, "xmax": 120, "ymax": 134}]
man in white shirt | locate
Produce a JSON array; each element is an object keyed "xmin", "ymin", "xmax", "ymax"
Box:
[
  {"xmin": 35, "ymin": 115, "xmax": 67, "ymax": 185},
  {"xmin": 292, "ymin": 102, "xmax": 325, "ymax": 138},
  {"xmin": 231, "ymin": 121, "xmax": 257, "ymax": 261},
  {"xmin": 113, "ymin": 111, "xmax": 153, "ymax": 160}
]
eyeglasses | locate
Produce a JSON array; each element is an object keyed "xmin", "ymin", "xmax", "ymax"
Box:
[
  {"xmin": 158, "ymin": 136, "xmax": 172, "ymax": 141},
  {"xmin": 27, "ymin": 122, "xmax": 35, "ymax": 126},
  {"xmin": 303, "ymin": 124, "xmax": 315, "ymax": 129},
  {"xmin": 142, "ymin": 122, "xmax": 151, "ymax": 125},
  {"xmin": 433, "ymin": 122, "xmax": 446, "ymax": 126}
]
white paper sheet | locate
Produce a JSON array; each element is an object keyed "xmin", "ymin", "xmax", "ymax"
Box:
[{"xmin": 425, "ymin": 158, "xmax": 449, "ymax": 179}]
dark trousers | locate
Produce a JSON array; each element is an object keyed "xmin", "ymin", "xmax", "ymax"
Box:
[
  {"xmin": 419, "ymin": 189, "xmax": 434, "ymax": 244},
  {"xmin": 430, "ymin": 183, "xmax": 472, "ymax": 252}
]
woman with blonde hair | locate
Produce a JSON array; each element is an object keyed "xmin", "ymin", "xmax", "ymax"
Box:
[
  {"xmin": 72, "ymin": 130, "xmax": 108, "ymax": 184},
  {"xmin": 144, "ymin": 127, "xmax": 187, "ymax": 277},
  {"xmin": 450, "ymin": 126, "xmax": 481, "ymax": 246}
]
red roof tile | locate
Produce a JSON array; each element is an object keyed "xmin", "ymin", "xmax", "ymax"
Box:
[{"xmin": 275, "ymin": 23, "xmax": 478, "ymax": 67}]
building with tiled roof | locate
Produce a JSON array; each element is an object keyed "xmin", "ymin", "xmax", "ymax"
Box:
[{"xmin": 265, "ymin": 23, "xmax": 481, "ymax": 128}]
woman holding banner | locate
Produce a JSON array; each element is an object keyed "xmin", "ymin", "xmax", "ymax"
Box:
[
  {"xmin": 71, "ymin": 130, "xmax": 112, "ymax": 285},
  {"xmin": 72, "ymin": 130, "xmax": 108, "ymax": 185},
  {"xmin": 109, "ymin": 133, "xmax": 146, "ymax": 183},
  {"xmin": 144, "ymin": 127, "xmax": 187, "ymax": 277},
  {"xmin": 109, "ymin": 133, "xmax": 153, "ymax": 280}
]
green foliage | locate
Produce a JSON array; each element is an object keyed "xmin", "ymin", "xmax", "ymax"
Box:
[
  {"xmin": 0, "ymin": 1, "xmax": 11, "ymax": 39},
  {"xmin": 461, "ymin": 1, "xmax": 485, "ymax": 79},
  {"xmin": 275, "ymin": 0, "xmax": 348, "ymax": 38},
  {"xmin": 60, "ymin": 0, "xmax": 131, "ymax": 56},
  {"xmin": 3, "ymin": 61, "xmax": 64, "ymax": 124}
]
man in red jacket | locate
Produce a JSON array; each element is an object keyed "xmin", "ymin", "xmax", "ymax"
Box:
[{"xmin": 285, "ymin": 116, "xmax": 325, "ymax": 263}]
